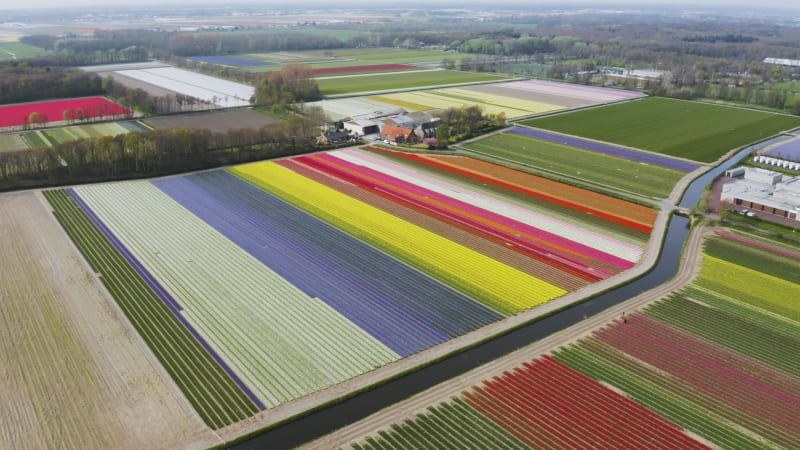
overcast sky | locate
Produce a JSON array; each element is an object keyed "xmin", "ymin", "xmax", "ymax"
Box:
[{"xmin": 0, "ymin": 0, "xmax": 798, "ymax": 10}]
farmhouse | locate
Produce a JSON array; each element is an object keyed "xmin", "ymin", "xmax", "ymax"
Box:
[
  {"xmin": 721, "ymin": 167, "xmax": 800, "ymax": 222},
  {"xmin": 381, "ymin": 125, "xmax": 419, "ymax": 143}
]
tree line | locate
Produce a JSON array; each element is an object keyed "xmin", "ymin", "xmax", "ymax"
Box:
[
  {"xmin": 0, "ymin": 117, "xmax": 319, "ymax": 191},
  {"xmin": 0, "ymin": 63, "xmax": 104, "ymax": 104}
]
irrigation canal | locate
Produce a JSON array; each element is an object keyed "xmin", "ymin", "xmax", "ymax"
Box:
[{"xmin": 231, "ymin": 137, "xmax": 781, "ymax": 449}]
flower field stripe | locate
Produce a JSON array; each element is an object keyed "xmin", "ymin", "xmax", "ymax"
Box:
[
  {"xmin": 307, "ymin": 152, "xmax": 626, "ymax": 280},
  {"xmin": 284, "ymin": 157, "xmax": 599, "ymax": 286},
  {"xmin": 279, "ymin": 159, "xmax": 590, "ymax": 291},
  {"xmin": 419, "ymin": 153, "xmax": 657, "ymax": 232},
  {"xmin": 297, "ymin": 153, "xmax": 617, "ymax": 280},
  {"xmin": 232, "ymin": 161, "xmax": 568, "ymax": 315},
  {"xmin": 44, "ymin": 190, "xmax": 259, "ymax": 428},
  {"xmin": 0, "ymin": 97, "xmax": 131, "ymax": 127},
  {"xmin": 697, "ymin": 256, "xmax": 800, "ymax": 322},
  {"xmin": 73, "ymin": 181, "xmax": 400, "ymax": 408},
  {"xmin": 312, "ymin": 64, "xmax": 418, "ymax": 75},
  {"xmin": 336, "ymin": 148, "xmax": 643, "ymax": 265},
  {"xmin": 596, "ymin": 316, "xmax": 800, "ymax": 437},
  {"xmin": 68, "ymin": 189, "xmax": 266, "ymax": 410},
  {"xmin": 154, "ymin": 171, "xmax": 501, "ymax": 357},
  {"xmin": 461, "ymin": 356, "xmax": 709, "ymax": 449},
  {"xmin": 714, "ymin": 230, "xmax": 800, "ymax": 260},
  {"xmin": 365, "ymin": 147, "xmax": 656, "ymax": 233},
  {"xmin": 509, "ymin": 126, "xmax": 699, "ymax": 172}
]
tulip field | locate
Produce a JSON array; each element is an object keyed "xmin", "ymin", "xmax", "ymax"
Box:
[
  {"xmin": 0, "ymin": 97, "xmax": 131, "ymax": 128},
  {"xmin": 345, "ymin": 229, "xmax": 800, "ymax": 449},
  {"xmin": 460, "ymin": 129, "xmax": 689, "ymax": 199},
  {"xmin": 45, "ymin": 146, "xmax": 655, "ymax": 428}
]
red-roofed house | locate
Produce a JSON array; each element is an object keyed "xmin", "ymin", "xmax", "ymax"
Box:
[{"xmin": 381, "ymin": 125, "xmax": 419, "ymax": 144}]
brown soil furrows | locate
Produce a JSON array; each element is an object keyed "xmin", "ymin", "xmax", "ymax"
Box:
[
  {"xmin": 0, "ymin": 191, "xmax": 218, "ymax": 450},
  {"xmin": 302, "ymin": 225, "xmax": 711, "ymax": 449}
]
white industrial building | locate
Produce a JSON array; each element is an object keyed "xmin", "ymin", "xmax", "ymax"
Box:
[{"xmin": 721, "ymin": 167, "xmax": 800, "ymax": 222}]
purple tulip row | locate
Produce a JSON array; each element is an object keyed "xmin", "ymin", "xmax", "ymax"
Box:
[
  {"xmin": 509, "ymin": 127, "xmax": 699, "ymax": 172},
  {"xmin": 153, "ymin": 171, "xmax": 503, "ymax": 357}
]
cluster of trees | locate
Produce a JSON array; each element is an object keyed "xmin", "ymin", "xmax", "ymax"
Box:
[
  {"xmin": 253, "ymin": 63, "xmax": 321, "ymax": 109},
  {"xmin": 430, "ymin": 105, "xmax": 506, "ymax": 149},
  {"xmin": 0, "ymin": 63, "xmax": 104, "ymax": 104},
  {"xmin": 167, "ymin": 32, "xmax": 345, "ymax": 57},
  {"xmin": 0, "ymin": 117, "xmax": 318, "ymax": 190}
]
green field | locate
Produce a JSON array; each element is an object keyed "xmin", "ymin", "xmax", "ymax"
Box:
[
  {"xmin": 43, "ymin": 189, "xmax": 259, "ymax": 429},
  {"xmin": 15, "ymin": 121, "xmax": 150, "ymax": 149},
  {"xmin": 317, "ymin": 70, "xmax": 511, "ymax": 96},
  {"xmin": 0, "ymin": 42, "xmax": 48, "ymax": 60},
  {"xmin": 522, "ymin": 97, "xmax": 800, "ymax": 163},
  {"xmin": 460, "ymin": 132, "xmax": 684, "ymax": 199},
  {"xmin": 243, "ymin": 48, "xmax": 488, "ymax": 72},
  {"xmin": 0, "ymin": 133, "xmax": 28, "ymax": 152}
]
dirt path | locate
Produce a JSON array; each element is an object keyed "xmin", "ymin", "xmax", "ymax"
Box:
[
  {"xmin": 302, "ymin": 225, "xmax": 710, "ymax": 449},
  {"xmin": 0, "ymin": 191, "xmax": 218, "ymax": 450}
]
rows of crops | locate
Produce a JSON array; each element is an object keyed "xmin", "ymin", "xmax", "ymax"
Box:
[
  {"xmin": 316, "ymin": 70, "xmax": 510, "ymax": 96},
  {"xmin": 43, "ymin": 190, "xmax": 259, "ymax": 429},
  {"xmin": 350, "ymin": 356, "xmax": 708, "ymax": 449},
  {"xmin": 153, "ymin": 170, "xmax": 502, "ymax": 357},
  {"xmin": 50, "ymin": 146, "xmax": 656, "ymax": 425},
  {"xmin": 523, "ymin": 97, "xmax": 800, "ymax": 163},
  {"xmin": 17, "ymin": 120, "xmax": 150, "ymax": 148},
  {"xmin": 71, "ymin": 181, "xmax": 400, "ymax": 408},
  {"xmin": 234, "ymin": 148, "xmax": 650, "ymax": 305},
  {"xmin": 343, "ymin": 229, "xmax": 800, "ymax": 448},
  {"xmin": 460, "ymin": 130, "xmax": 686, "ymax": 199},
  {"xmin": 365, "ymin": 147, "xmax": 657, "ymax": 233},
  {"xmin": 0, "ymin": 97, "xmax": 131, "ymax": 128},
  {"xmin": 371, "ymin": 87, "xmax": 562, "ymax": 119}
]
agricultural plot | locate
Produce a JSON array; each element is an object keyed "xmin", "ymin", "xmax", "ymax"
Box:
[
  {"xmin": 313, "ymin": 64, "xmax": 419, "ymax": 76},
  {"xmin": 3, "ymin": 191, "xmax": 215, "ymax": 449},
  {"xmin": 341, "ymin": 229, "xmax": 800, "ymax": 450},
  {"xmin": 460, "ymin": 130, "xmax": 687, "ymax": 198},
  {"xmin": 764, "ymin": 135, "xmax": 800, "ymax": 161},
  {"xmin": 191, "ymin": 55, "xmax": 274, "ymax": 68},
  {"xmin": 466, "ymin": 79, "xmax": 644, "ymax": 109},
  {"xmin": 113, "ymin": 66, "xmax": 254, "ymax": 107},
  {"xmin": 348, "ymin": 356, "xmax": 708, "ymax": 449},
  {"xmin": 0, "ymin": 132, "xmax": 27, "ymax": 152},
  {"xmin": 21, "ymin": 120, "xmax": 150, "ymax": 147},
  {"xmin": 523, "ymin": 97, "xmax": 800, "ymax": 163},
  {"xmin": 144, "ymin": 109, "xmax": 282, "ymax": 133},
  {"xmin": 44, "ymin": 190, "xmax": 259, "ymax": 429},
  {"xmin": 70, "ymin": 181, "xmax": 400, "ymax": 409},
  {"xmin": 509, "ymin": 127, "xmax": 699, "ymax": 172},
  {"xmin": 316, "ymin": 70, "xmax": 511, "ymax": 96},
  {"xmin": 236, "ymin": 149, "xmax": 650, "ymax": 300},
  {"xmin": 0, "ymin": 97, "xmax": 131, "ymax": 128},
  {"xmin": 0, "ymin": 42, "xmax": 48, "ymax": 60},
  {"xmin": 154, "ymin": 171, "xmax": 502, "ymax": 357},
  {"xmin": 372, "ymin": 87, "xmax": 561, "ymax": 119},
  {"xmin": 246, "ymin": 48, "xmax": 482, "ymax": 68}
]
